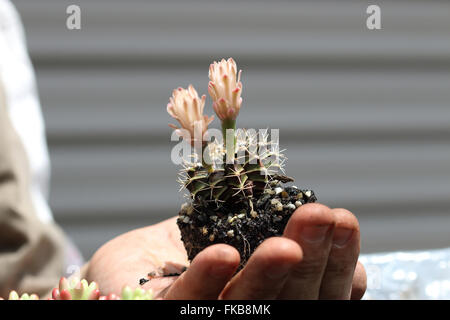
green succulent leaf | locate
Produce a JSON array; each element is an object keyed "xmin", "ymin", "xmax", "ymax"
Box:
[
  {"xmin": 7, "ymin": 291, "xmax": 39, "ymax": 300},
  {"xmin": 120, "ymin": 286, "xmax": 153, "ymax": 300}
]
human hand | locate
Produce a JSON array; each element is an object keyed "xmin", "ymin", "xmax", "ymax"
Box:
[{"xmin": 85, "ymin": 203, "xmax": 366, "ymax": 299}]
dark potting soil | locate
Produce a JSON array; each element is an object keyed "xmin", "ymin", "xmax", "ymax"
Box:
[{"xmin": 177, "ymin": 180, "xmax": 317, "ymax": 270}]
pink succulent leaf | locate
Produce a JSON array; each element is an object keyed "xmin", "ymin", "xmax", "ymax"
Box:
[
  {"xmin": 52, "ymin": 288, "xmax": 61, "ymax": 300},
  {"xmin": 60, "ymin": 289, "xmax": 72, "ymax": 300},
  {"xmin": 88, "ymin": 289, "xmax": 101, "ymax": 300},
  {"xmin": 99, "ymin": 293, "xmax": 121, "ymax": 300},
  {"xmin": 59, "ymin": 277, "xmax": 70, "ymax": 291}
]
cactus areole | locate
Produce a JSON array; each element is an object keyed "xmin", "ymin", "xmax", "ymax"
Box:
[{"xmin": 168, "ymin": 58, "xmax": 317, "ymax": 270}]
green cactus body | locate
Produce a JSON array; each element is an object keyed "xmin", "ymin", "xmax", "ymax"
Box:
[
  {"xmin": 177, "ymin": 130, "xmax": 316, "ymax": 268},
  {"xmin": 183, "ymin": 130, "xmax": 284, "ymax": 205}
]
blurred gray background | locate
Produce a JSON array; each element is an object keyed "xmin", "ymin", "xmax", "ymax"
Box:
[{"xmin": 13, "ymin": 0, "xmax": 450, "ymax": 260}]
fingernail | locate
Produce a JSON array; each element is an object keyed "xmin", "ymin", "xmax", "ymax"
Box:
[
  {"xmin": 301, "ymin": 225, "xmax": 331, "ymax": 243},
  {"xmin": 332, "ymin": 228, "xmax": 354, "ymax": 248}
]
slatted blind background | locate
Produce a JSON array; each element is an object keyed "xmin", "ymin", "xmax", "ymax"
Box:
[{"xmin": 13, "ymin": 0, "xmax": 450, "ymax": 259}]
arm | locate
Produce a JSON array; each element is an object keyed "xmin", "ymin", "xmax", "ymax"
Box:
[{"xmin": 0, "ymin": 78, "xmax": 65, "ymax": 298}]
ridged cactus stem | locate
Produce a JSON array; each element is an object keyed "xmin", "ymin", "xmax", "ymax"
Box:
[
  {"xmin": 222, "ymin": 118, "xmax": 236, "ymax": 163},
  {"xmin": 201, "ymin": 144, "xmax": 214, "ymax": 173}
]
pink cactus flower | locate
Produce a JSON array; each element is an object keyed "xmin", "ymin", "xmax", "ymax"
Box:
[
  {"xmin": 167, "ymin": 85, "xmax": 214, "ymax": 146},
  {"xmin": 208, "ymin": 58, "xmax": 243, "ymax": 121}
]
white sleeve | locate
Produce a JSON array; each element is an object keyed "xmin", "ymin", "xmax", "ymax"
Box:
[{"xmin": 0, "ymin": 0, "xmax": 53, "ymax": 223}]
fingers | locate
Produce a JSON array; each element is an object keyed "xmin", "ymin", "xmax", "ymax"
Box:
[
  {"xmin": 278, "ymin": 203, "xmax": 335, "ymax": 299},
  {"xmin": 350, "ymin": 261, "xmax": 367, "ymax": 300},
  {"xmin": 220, "ymin": 237, "xmax": 302, "ymax": 300},
  {"xmin": 164, "ymin": 205, "xmax": 365, "ymax": 301},
  {"xmin": 164, "ymin": 244, "xmax": 240, "ymax": 300},
  {"xmin": 318, "ymin": 208, "xmax": 361, "ymax": 299}
]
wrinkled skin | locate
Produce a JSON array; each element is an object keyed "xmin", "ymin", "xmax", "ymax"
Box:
[{"xmin": 86, "ymin": 203, "xmax": 367, "ymax": 299}]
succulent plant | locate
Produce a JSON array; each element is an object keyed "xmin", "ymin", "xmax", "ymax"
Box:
[
  {"xmin": 99, "ymin": 286, "xmax": 154, "ymax": 300},
  {"xmin": 51, "ymin": 277, "xmax": 100, "ymax": 300},
  {"xmin": 1, "ymin": 279, "xmax": 154, "ymax": 301},
  {"xmin": 99, "ymin": 293, "xmax": 121, "ymax": 300},
  {"xmin": 168, "ymin": 58, "xmax": 317, "ymax": 267},
  {"xmin": 120, "ymin": 286, "xmax": 154, "ymax": 300},
  {"xmin": 4, "ymin": 291, "xmax": 39, "ymax": 300}
]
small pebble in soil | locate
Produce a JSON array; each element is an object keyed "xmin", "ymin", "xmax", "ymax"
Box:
[
  {"xmin": 228, "ymin": 216, "xmax": 237, "ymax": 224},
  {"xmin": 285, "ymin": 203, "xmax": 296, "ymax": 211},
  {"xmin": 270, "ymin": 198, "xmax": 280, "ymax": 205}
]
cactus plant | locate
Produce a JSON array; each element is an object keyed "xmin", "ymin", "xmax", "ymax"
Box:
[{"xmin": 168, "ymin": 58, "xmax": 317, "ymax": 269}]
